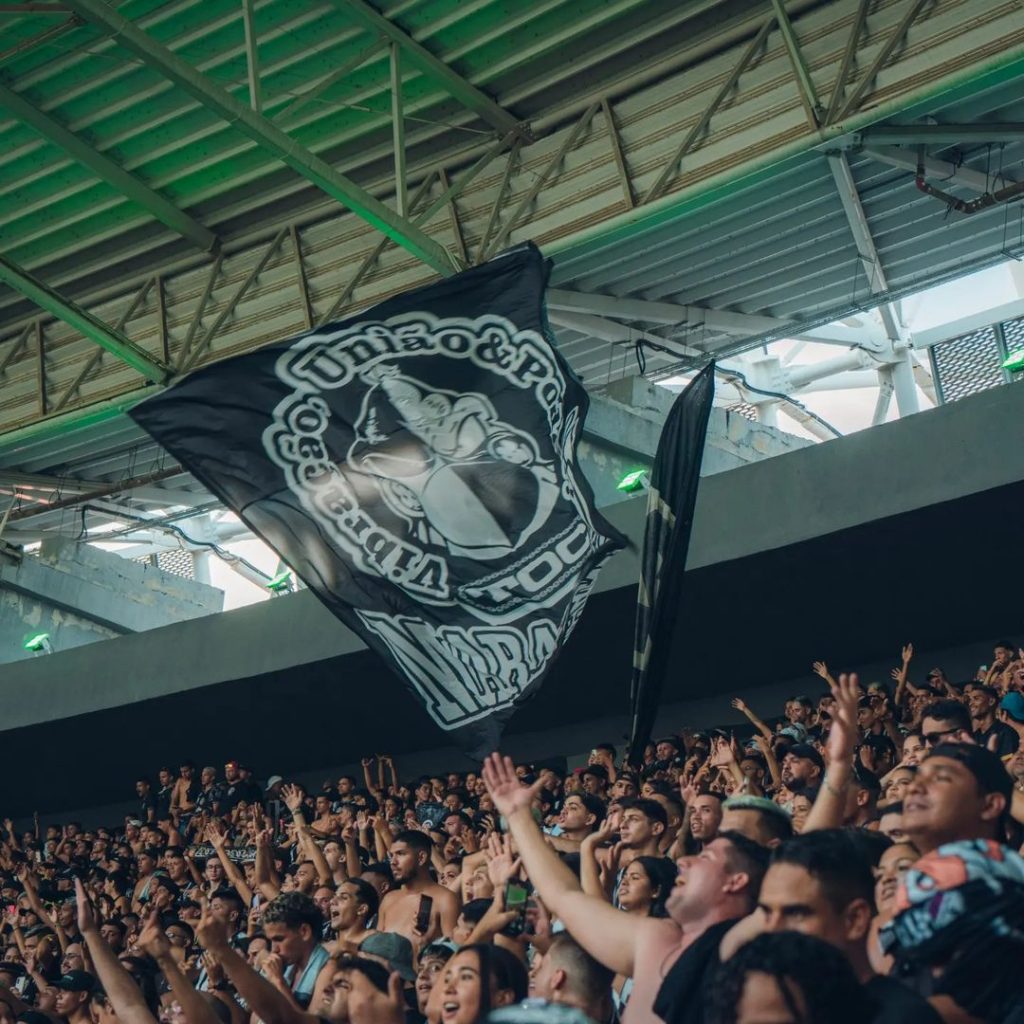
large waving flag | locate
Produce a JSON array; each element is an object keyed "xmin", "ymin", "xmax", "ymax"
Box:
[{"xmin": 130, "ymin": 243, "xmax": 624, "ymax": 756}]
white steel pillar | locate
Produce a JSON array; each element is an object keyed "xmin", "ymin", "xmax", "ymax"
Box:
[{"xmin": 891, "ymin": 350, "xmax": 920, "ymax": 416}]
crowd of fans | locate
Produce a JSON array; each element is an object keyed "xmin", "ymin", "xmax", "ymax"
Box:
[{"xmin": 2, "ymin": 642, "xmax": 1024, "ymax": 1024}]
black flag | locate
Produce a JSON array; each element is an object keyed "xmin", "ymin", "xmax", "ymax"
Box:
[
  {"xmin": 627, "ymin": 363, "xmax": 715, "ymax": 765},
  {"xmin": 130, "ymin": 243, "xmax": 624, "ymax": 757}
]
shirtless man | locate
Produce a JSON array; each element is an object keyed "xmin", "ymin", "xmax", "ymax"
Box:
[
  {"xmin": 377, "ymin": 831, "xmax": 458, "ymax": 948},
  {"xmin": 483, "ymin": 754, "xmax": 765, "ymax": 1024},
  {"xmin": 327, "ymin": 878, "xmax": 379, "ymax": 952}
]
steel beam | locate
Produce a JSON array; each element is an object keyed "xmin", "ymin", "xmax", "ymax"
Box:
[
  {"xmin": 910, "ymin": 297, "xmax": 1024, "ymax": 350},
  {"xmin": 835, "ymin": 0, "xmax": 930, "ymax": 121},
  {"xmin": 545, "ymin": 289, "xmax": 886, "ymax": 348},
  {"xmin": 861, "ymin": 144, "xmax": 1011, "ymax": 193},
  {"xmin": 64, "ymin": 0, "xmax": 457, "ymax": 277},
  {"xmin": 826, "ymin": 152, "xmax": 900, "ymax": 340},
  {"xmin": 770, "ymin": 0, "xmax": 823, "ymax": 127},
  {"xmin": 547, "ymin": 309, "xmax": 703, "ymax": 359},
  {"xmin": 0, "ymin": 255, "xmax": 169, "ymax": 383},
  {"xmin": 390, "ymin": 43, "xmax": 407, "ymax": 217},
  {"xmin": 240, "ymin": 0, "xmax": 262, "ymax": 114},
  {"xmin": 330, "ymin": 0, "xmax": 523, "ymax": 138},
  {"xmin": 859, "ymin": 123, "xmax": 1024, "ymax": 144},
  {"xmin": 0, "ymin": 81, "xmax": 218, "ymax": 254}
]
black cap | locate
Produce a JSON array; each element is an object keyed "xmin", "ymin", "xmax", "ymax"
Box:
[
  {"xmin": 786, "ymin": 743, "xmax": 824, "ymax": 770},
  {"xmin": 53, "ymin": 971, "xmax": 97, "ymax": 993},
  {"xmin": 928, "ymin": 743, "xmax": 1013, "ymax": 802}
]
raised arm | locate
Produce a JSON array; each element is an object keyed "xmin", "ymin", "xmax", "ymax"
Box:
[
  {"xmin": 482, "ymin": 753, "xmax": 653, "ymax": 977},
  {"xmin": 19, "ymin": 867, "xmax": 66, "ymax": 950},
  {"xmin": 282, "ymin": 786, "xmax": 332, "ymax": 886},
  {"xmin": 730, "ymin": 698, "xmax": 773, "ymax": 742},
  {"xmin": 254, "ymin": 828, "xmax": 281, "ymax": 901},
  {"xmin": 196, "ymin": 907, "xmax": 314, "ymax": 1024},
  {"xmin": 803, "ymin": 674, "xmax": 858, "ymax": 833},
  {"xmin": 206, "ymin": 823, "xmax": 254, "ymax": 905},
  {"xmin": 137, "ymin": 909, "xmax": 222, "ymax": 1024},
  {"xmin": 75, "ymin": 879, "xmax": 158, "ymax": 1024},
  {"xmin": 891, "ymin": 643, "xmax": 913, "ymax": 707},
  {"xmin": 579, "ymin": 821, "xmax": 616, "ymax": 900}
]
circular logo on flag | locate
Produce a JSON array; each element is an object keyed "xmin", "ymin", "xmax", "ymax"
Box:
[{"xmin": 263, "ymin": 312, "xmax": 601, "ymax": 619}]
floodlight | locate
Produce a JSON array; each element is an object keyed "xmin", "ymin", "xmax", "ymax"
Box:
[
  {"xmin": 616, "ymin": 469, "xmax": 649, "ymax": 493},
  {"xmin": 1003, "ymin": 349, "xmax": 1024, "ymax": 374},
  {"xmin": 266, "ymin": 570, "xmax": 293, "ymax": 593},
  {"xmin": 23, "ymin": 633, "xmax": 52, "ymax": 655}
]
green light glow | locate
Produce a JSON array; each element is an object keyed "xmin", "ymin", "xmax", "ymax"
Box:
[
  {"xmin": 266, "ymin": 570, "xmax": 292, "ymax": 592},
  {"xmin": 1003, "ymin": 349, "xmax": 1024, "ymax": 373},
  {"xmin": 616, "ymin": 469, "xmax": 648, "ymax": 493},
  {"xmin": 23, "ymin": 633, "xmax": 50, "ymax": 651}
]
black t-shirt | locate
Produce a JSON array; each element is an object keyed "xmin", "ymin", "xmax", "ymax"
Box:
[
  {"xmin": 156, "ymin": 785, "xmax": 174, "ymax": 820},
  {"xmin": 974, "ymin": 721, "xmax": 1019, "ymax": 758},
  {"xmin": 139, "ymin": 792, "xmax": 157, "ymax": 821},
  {"xmin": 653, "ymin": 918, "xmax": 738, "ymax": 1024},
  {"xmin": 865, "ymin": 974, "xmax": 942, "ymax": 1024}
]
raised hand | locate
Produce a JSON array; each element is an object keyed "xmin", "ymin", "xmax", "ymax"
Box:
[
  {"xmin": 901, "ymin": 643, "xmax": 914, "ymax": 664},
  {"xmin": 730, "ymin": 697, "xmax": 747, "ymax": 713},
  {"xmin": 812, "ymin": 660, "xmax": 830, "ymax": 680},
  {"xmin": 136, "ymin": 907, "xmax": 170, "ymax": 959},
  {"xmin": 205, "ymin": 821, "xmax": 227, "ymax": 848},
  {"xmin": 194, "ymin": 905, "xmax": 230, "ymax": 953},
  {"xmin": 280, "ymin": 784, "xmax": 304, "ymax": 814},
  {"xmin": 75, "ymin": 877, "xmax": 98, "ymax": 936},
  {"xmin": 826, "ymin": 672, "xmax": 860, "ymax": 767},
  {"xmin": 482, "ymin": 753, "xmax": 543, "ymax": 819},
  {"xmin": 484, "ymin": 833, "xmax": 521, "ymax": 888},
  {"xmin": 347, "ymin": 969, "xmax": 406, "ymax": 1024}
]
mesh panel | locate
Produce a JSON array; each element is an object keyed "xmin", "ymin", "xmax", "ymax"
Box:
[
  {"xmin": 1003, "ymin": 315, "xmax": 1024, "ymax": 358},
  {"xmin": 931, "ymin": 326, "xmax": 1005, "ymax": 403},
  {"xmin": 727, "ymin": 402, "xmax": 759, "ymax": 421},
  {"xmin": 155, "ymin": 549, "xmax": 196, "ymax": 580}
]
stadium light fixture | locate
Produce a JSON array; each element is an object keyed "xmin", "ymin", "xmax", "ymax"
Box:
[
  {"xmin": 266, "ymin": 569, "xmax": 293, "ymax": 594},
  {"xmin": 1003, "ymin": 349, "xmax": 1024, "ymax": 374},
  {"xmin": 616, "ymin": 469, "xmax": 649, "ymax": 493},
  {"xmin": 23, "ymin": 633, "xmax": 53, "ymax": 655}
]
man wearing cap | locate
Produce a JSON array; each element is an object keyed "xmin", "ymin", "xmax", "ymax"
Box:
[
  {"xmin": 967, "ymin": 684, "xmax": 1019, "ymax": 757},
  {"xmin": 51, "ymin": 971, "xmax": 96, "ymax": 1024},
  {"xmin": 903, "ymin": 743, "xmax": 1012, "ymax": 854},
  {"xmin": 357, "ymin": 932, "xmax": 415, "ymax": 985},
  {"xmin": 780, "ymin": 744, "xmax": 823, "ymax": 796}
]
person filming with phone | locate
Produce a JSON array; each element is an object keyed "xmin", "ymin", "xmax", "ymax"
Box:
[{"xmin": 378, "ymin": 831, "xmax": 458, "ymax": 951}]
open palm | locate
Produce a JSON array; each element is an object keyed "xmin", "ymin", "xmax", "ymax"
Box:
[{"xmin": 482, "ymin": 753, "xmax": 542, "ymax": 817}]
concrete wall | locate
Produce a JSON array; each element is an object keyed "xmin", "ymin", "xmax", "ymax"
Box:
[
  {"xmin": 0, "ymin": 379, "xmax": 1021, "ymax": 729},
  {"xmin": 15, "ymin": 629, "xmax": 1004, "ymax": 831},
  {"xmin": 0, "ymin": 536, "xmax": 223, "ymax": 665},
  {"xmin": 579, "ymin": 376, "xmax": 810, "ymax": 508}
]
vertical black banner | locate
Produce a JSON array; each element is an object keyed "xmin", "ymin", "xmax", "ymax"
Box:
[
  {"xmin": 628, "ymin": 363, "xmax": 715, "ymax": 764},
  {"xmin": 130, "ymin": 243, "xmax": 625, "ymax": 757}
]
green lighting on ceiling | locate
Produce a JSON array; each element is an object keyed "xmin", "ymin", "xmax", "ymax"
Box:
[
  {"xmin": 1003, "ymin": 349, "xmax": 1024, "ymax": 373},
  {"xmin": 23, "ymin": 633, "xmax": 51, "ymax": 652},
  {"xmin": 616, "ymin": 469, "xmax": 648, "ymax": 493},
  {"xmin": 266, "ymin": 570, "xmax": 292, "ymax": 592}
]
